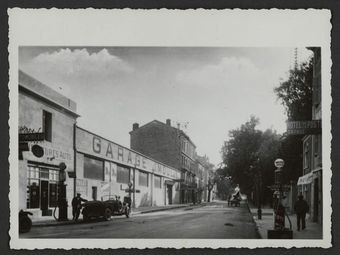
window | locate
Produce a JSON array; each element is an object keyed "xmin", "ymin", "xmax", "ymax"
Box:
[
  {"xmin": 139, "ymin": 171, "xmax": 148, "ymax": 187},
  {"xmin": 84, "ymin": 156, "xmax": 104, "ymax": 180},
  {"xmin": 43, "ymin": 110, "xmax": 52, "ymax": 142},
  {"xmin": 117, "ymin": 165, "xmax": 130, "ymax": 184},
  {"xmin": 154, "ymin": 175, "xmax": 161, "ymax": 189},
  {"xmin": 27, "ymin": 166, "xmax": 40, "ymax": 209},
  {"xmin": 26, "ymin": 165, "xmax": 60, "ymax": 209}
]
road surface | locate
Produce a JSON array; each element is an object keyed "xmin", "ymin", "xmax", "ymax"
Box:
[{"xmin": 20, "ymin": 201, "xmax": 260, "ymax": 239}]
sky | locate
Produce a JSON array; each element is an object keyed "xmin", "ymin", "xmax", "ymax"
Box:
[{"xmin": 19, "ymin": 47, "xmax": 313, "ymax": 166}]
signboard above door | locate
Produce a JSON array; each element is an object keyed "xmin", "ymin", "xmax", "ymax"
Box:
[{"xmin": 286, "ymin": 120, "xmax": 321, "ymax": 135}]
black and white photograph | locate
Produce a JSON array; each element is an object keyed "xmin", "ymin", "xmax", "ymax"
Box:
[{"xmin": 8, "ymin": 9, "xmax": 332, "ymax": 249}]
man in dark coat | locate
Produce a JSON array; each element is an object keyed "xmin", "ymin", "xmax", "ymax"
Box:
[
  {"xmin": 72, "ymin": 193, "xmax": 87, "ymax": 221},
  {"xmin": 294, "ymin": 194, "xmax": 309, "ymax": 231}
]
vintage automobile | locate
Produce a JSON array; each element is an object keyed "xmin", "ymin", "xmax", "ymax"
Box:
[
  {"xmin": 228, "ymin": 191, "xmax": 242, "ymax": 207},
  {"xmin": 81, "ymin": 195, "xmax": 131, "ymax": 221}
]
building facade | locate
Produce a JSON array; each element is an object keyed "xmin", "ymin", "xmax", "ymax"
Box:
[
  {"xmin": 130, "ymin": 119, "xmax": 206, "ymax": 204},
  {"xmin": 18, "ymin": 70, "xmax": 78, "ymax": 218},
  {"xmin": 18, "ymin": 71, "xmax": 183, "ymax": 221},
  {"xmin": 297, "ymin": 47, "xmax": 322, "ymax": 224},
  {"xmin": 75, "ymin": 126, "xmax": 181, "ymax": 207}
]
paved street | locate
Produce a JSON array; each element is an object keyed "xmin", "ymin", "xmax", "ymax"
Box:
[{"xmin": 20, "ymin": 201, "xmax": 260, "ymax": 239}]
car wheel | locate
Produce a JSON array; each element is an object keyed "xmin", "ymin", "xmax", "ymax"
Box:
[
  {"xmin": 104, "ymin": 208, "xmax": 112, "ymax": 221},
  {"xmin": 83, "ymin": 214, "xmax": 90, "ymax": 222}
]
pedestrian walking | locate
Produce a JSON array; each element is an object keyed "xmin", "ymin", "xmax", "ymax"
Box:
[
  {"xmin": 72, "ymin": 193, "xmax": 87, "ymax": 221},
  {"xmin": 294, "ymin": 194, "xmax": 309, "ymax": 231}
]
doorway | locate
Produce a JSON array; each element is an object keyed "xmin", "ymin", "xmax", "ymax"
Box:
[
  {"xmin": 167, "ymin": 184, "xmax": 172, "ymax": 205},
  {"xmin": 40, "ymin": 180, "xmax": 52, "ymax": 216}
]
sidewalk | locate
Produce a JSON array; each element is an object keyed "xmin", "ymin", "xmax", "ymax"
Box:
[
  {"xmin": 248, "ymin": 203, "xmax": 322, "ymax": 239},
  {"xmin": 30, "ymin": 203, "xmax": 204, "ymax": 228}
]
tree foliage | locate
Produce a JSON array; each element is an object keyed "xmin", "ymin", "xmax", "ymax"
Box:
[
  {"xmin": 273, "ymin": 58, "xmax": 314, "ymax": 184},
  {"xmin": 274, "ymin": 59, "xmax": 313, "ymax": 121},
  {"xmin": 220, "ymin": 116, "xmax": 281, "ymax": 200}
]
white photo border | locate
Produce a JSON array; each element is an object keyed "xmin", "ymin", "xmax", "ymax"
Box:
[{"xmin": 8, "ymin": 8, "xmax": 332, "ymax": 249}]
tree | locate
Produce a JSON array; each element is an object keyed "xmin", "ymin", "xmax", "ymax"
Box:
[
  {"xmin": 274, "ymin": 59, "xmax": 313, "ymax": 121},
  {"xmin": 274, "ymin": 58, "xmax": 314, "ymax": 184},
  {"xmin": 221, "ymin": 116, "xmax": 261, "ymax": 194},
  {"xmin": 221, "ymin": 116, "xmax": 281, "ymax": 204}
]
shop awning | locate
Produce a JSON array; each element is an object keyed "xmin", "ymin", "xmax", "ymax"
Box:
[{"xmin": 297, "ymin": 172, "xmax": 313, "ymax": 185}]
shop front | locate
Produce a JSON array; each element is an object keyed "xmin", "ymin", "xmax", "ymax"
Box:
[
  {"xmin": 75, "ymin": 126, "xmax": 181, "ymax": 208},
  {"xmin": 19, "ymin": 70, "xmax": 78, "ymax": 218}
]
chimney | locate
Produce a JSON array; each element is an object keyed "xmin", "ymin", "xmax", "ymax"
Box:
[
  {"xmin": 166, "ymin": 119, "xmax": 171, "ymax": 126},
  {"xmin": 132, "ymin": 123, "xmax": 139, "ymax": 131}
]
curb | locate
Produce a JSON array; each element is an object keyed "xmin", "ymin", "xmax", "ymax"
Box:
[{"xmin": 245, "ymin": 200, "xmax": 263, "ymax": 239}]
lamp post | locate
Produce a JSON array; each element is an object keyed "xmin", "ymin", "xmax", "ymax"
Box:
[{"xmin": 250, "ymin": 160, "xmax": 262, "ymax": 220}]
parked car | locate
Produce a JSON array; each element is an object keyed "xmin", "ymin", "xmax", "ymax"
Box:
[{"xmin": 82, "ymin": 195, "xmax": 131, "ymax": 221}]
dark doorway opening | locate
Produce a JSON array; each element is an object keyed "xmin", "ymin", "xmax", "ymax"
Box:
[{"xmin": 167, "ymin": 184, "xmax": 172, "ymax": 205}]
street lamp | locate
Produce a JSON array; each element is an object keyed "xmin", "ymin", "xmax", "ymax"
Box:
[{"xmin": 250, "ymin": 161, "xmax": 262, "ymax": 220}]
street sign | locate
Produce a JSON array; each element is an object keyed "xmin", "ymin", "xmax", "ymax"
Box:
[
  {"xmin": 274, "ymin": 159, "xmax": 284, "ymax": 168},
  {"xmin": 32, "ymin": 144, "xmax": 44, "ymax": 158},
  {"xmin": 286, "ymin": 120, "xmax": 321, "ymax": 135},
  {"xmin": 19, "ymin": 132, "xmax": 45, "ymax": 142}
]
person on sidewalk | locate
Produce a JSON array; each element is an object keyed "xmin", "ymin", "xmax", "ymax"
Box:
[
  {"xmin": 294, "ymin": 194, "xmax": 309, "ymax": 231},
  {"xmin": 71, "ymin": 193, "xmax": 87, "ymax": 221}
]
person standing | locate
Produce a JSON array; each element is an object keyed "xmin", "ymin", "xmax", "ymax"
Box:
[
  {"xmin": 71, "ymin": 193, "xmax": 87, "ymax": 221},
  {"xmin": 294, "ymin": 194, "xmax": 309, "ymax": 231}
]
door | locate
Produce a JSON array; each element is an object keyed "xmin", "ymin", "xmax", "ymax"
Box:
[
  {"xmin": 92, "ymin": 186, "xmax": 98, "ymax": 201},
  {"xmin": 167, "ymin": 185, "xmax": 172, "ymax": 205},
  {"xmin": 40, "ymin": 180, "xmax": 49, "ymax": 210}
]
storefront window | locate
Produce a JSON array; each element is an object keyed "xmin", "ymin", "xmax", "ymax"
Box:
[
  {"xmin": 27, "ymin": 166, "xmax": 40, "ymax": 209},
  {"xmin": 27, "ymin": 165, "xmax": 60, "ymax": 209},
  {"xmin": 84, "ymin": 156, "xmax": 104, "ymax": 180},
  {"xmin": 139, "ymin": 171, "xmax": 148, "ymax": 187},
  {"xmin": 117, "ymin": 165, "xmax": 130, "ymax": 184},
  {"xmin": 154, "ymin": 175, "xmax": 161, "ymax": 188}
]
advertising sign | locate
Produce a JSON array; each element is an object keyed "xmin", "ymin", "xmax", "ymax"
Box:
[
  {"xmin": 19, "ymin": 132, "xmax": 45, "ymax": 142},
  {"xmin": 286, "ymin": 120, "xmax": 321, "ymax": 135},
  {"xmin": 76, "ymin": 127, "xmax": 181, "ymax": 180}
]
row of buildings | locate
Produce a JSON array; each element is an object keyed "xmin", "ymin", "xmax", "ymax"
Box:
[
  {"xmin": 283, "ymin": 48, "xmax": 323, "ymax": 225},
  {"xmin": 297, "ymin": 47, "xmax": 322, "ymax": 224},
  {"xmin": 18, "ymin": 70, "xmax": 213, "ymax": 219}
]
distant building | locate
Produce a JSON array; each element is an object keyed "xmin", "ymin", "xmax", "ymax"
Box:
[
  {"xmin": 297, "ymin": 47, "xmax": 322, "ymax": 224},
  {"xmin": 19, "ymin": 70, "xmax": 79, "ymax": 218},
  {"xmin": 130, "ymin": 119, "xmax": 202, "ymax": 204}
]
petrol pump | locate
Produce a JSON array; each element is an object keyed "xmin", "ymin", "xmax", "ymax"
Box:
[{"xmin": 58, "ymin": 162, "xmax": 68, "ymax": 221}]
